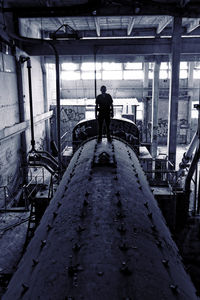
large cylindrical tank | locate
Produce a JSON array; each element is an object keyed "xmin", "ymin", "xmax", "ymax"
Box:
[{"xmin": 3, "ymin": 138, "xmax": 198, "ymax": 300}]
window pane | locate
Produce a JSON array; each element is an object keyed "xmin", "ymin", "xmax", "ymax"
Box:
[
  {"xmin": 160, "ymin": 62, "xmax": 169, "ymax": 70},
  {"xmin": 194, "ymin": 69, "xmax": 200, "ymax": 79},
  {"xmin": 124, "ymin": 62, "xmax": 143, "ymax": 69},
  {"xmin": 61, "ymin": 71, "xmax": 80, "ymax": 80},
  {"xmin": 102, "ymin": 70, "xmax": 122, "ymax": 80},
  {"xmin": 149, "ymin": 70, "xmax": 153, "ymax": 79},
  {"xmin": 81, "ymin": 62, "xmax": 101, "ymax": 71},
  {"xmin": 81, "ymin": 71, "xmax": 101, "ymax": 79},
  {"xmin": 124, "ymin": 70, "xmax": 144, "ymax": 80},
  {"xmin": 160, "ymin": 70, "xmax": 169, "ymax": 79},
  {"xmin": 62, "ymin": 63, "xmax": 78, "ymax": 71},
  {"xmin": 180, "ymin": 69, "xmax": 188, "ymax": 79},
  {"xmin": 102, "ymin": 62, "xmax": 122, "ymax": 70},
  {"xmin": 180, "ymin": 62, "xmax": 188, "ymax": 69}
]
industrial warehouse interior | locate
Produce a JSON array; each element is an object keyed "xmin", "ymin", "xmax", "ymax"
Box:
[{"xmin": 0, "ymin": 0, "xmax": 200, "ymax": 299}]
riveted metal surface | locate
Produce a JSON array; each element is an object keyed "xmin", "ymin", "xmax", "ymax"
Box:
[{"xmin": 3, "ymin": 138, "xmax": 198, "ymax": 300}]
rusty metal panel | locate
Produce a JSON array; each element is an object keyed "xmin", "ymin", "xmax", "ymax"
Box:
[{"xmin": 3, "ymin": 138, "xmax": 198, "ymax": 300}]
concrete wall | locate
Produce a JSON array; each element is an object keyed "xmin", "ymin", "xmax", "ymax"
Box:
[
  {"xmin": 0, "ymin": 47, "xmax": 49, "ymax": 206},
  {"xmin": 0, "ymin": 51, "xmax": 21, "ymax": 205}
]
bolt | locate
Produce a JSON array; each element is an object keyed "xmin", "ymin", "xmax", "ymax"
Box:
[
  {"xmin": 138, "ymin": 186, "xmax": 142, "ymax": 190},
  {"xmin": 40, "ymin": 240, "xmax": 46, "ymax": 248},
  {"xmin": 32, "ymin": 259, "xmax": 39, "ymax": 267}
]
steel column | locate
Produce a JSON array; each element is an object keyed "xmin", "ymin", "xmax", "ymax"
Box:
[
  {"xmin": 151, "ymin": 58, "xmax": 160, "ymax": 159},
  {"xmin": 167, "ymin": 17, "xmax": 182, "ymax": 169}
]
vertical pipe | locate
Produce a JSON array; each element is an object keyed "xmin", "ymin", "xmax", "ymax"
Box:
[
  {"xmin": 151, "ymin": 58, "xmax": 160, "ymax": 159},
  {"xmin": 143, "ymin": 63, "xmax": 149, "ymax": 143},
  {"xmin": 48, "ymin": 43, "xmax": 62, "ymax": 180},
  {"xmin": 16, "ymin": 57, "xmax": 28, "ymax": 184},
  {"xmin": 167, "ymin": 17, "xmax": 182, "ymax": 169},
  {"xmin": 27, "ymin": 58, "xmax": 35, "ymax": 151},
  {"xmin": 187, "ymin": 62, "xmax": 194, "ymax": 143},
  {"xmin": 94, "ymin": 47, "xmax": 97, "ymax": 99}
]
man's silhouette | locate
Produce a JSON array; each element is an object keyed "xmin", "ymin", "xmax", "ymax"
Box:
[{"xmin": 95, "ymin": 85, "xmax": 113, "ymax": 142}]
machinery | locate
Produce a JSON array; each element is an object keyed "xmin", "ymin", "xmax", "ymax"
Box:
[{"xmin": 3, "ymin": 137, "xmax": 198, "ymax": 300}]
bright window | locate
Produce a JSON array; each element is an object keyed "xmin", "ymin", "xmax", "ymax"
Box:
[
  {"xmin": 102, "ymin": 62, "xmax": 122, "ymax": 70},
  {"xmin": 191, "ymin": 101, "xmax": 199, "ymax": 118},
  {"xmin": 124, "ymin": 70, "xmax": 144, "ymax": 80},
  {"xmin": 81, "ymin": 71, "xmax": 101, "ymax": 80},
  {"xmin": 180, "ymin": 62, "xmax": 188, "ymax": 69},
  {"xmin": 62, "ymin": 63, "xmax": 79, "ymax": 71},
  {"xmin": 102, "ymin": 70, "xmax": 122, "ymax": 80},
  {"xmin": 180, "ymin": 69, "xmax": 188, "ymax": 79},
  {"xmin": 61, "ymin": 71, "xmax": 80, "ymax": 80},
  {"xmin": 124, "ymin": 62, "xmax": 143, "ymax": 69},
  {"xmin": 194, "ymin": 69, "xmax": 200, "ymax": 79},
  {"xmin": 81, "ymin": 62, "xmax": 101, "ymax": 71},
  {"xmin": 159, "ymin": 70, "xmax": 169, "ymax": 79}
]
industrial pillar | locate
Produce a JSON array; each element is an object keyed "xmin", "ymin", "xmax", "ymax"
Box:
[
  {"xmin": 187, "ymin": 62, "xmax": 195, "ymax": 143},
  {"xmin": 167, "ymin": 17, "xmax": 182, "ymax": 169},
  {"xmin": 151, "ymin": 58, "xmax": 160, "ymax": 159}
]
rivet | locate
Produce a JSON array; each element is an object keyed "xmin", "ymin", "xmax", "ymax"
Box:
[
  {"xmin": 119, "ymin": 242, "xmax": 129, "ymax": 251},
  {"xmin": 139, "ymin": 186, "xmax": 142, "ymax": 190},
  {"xmin": 32, "ymin": 259, "xmax": 39, "ymax": 266},
  {"xmin": 135, "ymin": 173, "xmax": 138, "ymax": 178},
  {"xmin": 53, "ymin": 212, "xmax": 58, "ymax": 218},
  {"xmin": 156, "ymin": 240, "xmax": 162, "ymax": 248},
  {"xmin": 162, "ymin": 259, "xmax": 169, "ymax": 267},
  {"xmin": 40, "ymin": 240, "xmax": 46, "ymax": 248},
  {"xmin": 151, "ymin": 225, "xmax": 156, "ymax": 231},
  {"xmin": 117, "ymin": 224, "xmax": 126, "ymax": 234},
  {"xmin": 83, "ymin": 199, "xmax": 89, "ymax": 206},
  {"xmin": 47, "ymin": 224, "xmax": 53, "ymax": 231},
  {"xmin": 57, "ymin": 202, "xmax": 62, "ymax": 207},
  {"xmin": 170, "ymin": 284, "xmax": 179, "ymax": 294},
  {"xmin": 120, "ymin": 262, "xmax": 132, "ymax": 276},
  {"xmin": 117, "ymin": 199, "xmax": 122, "ymax": 207},
  {"xmin": 21, "ymin": 283, "xmax": 29, "ymax": 292},
  {"xmin": 97, "ymin": 271, "xmax": 104, "ymax": 276},
  {"xmin": 85, "ymin": 191, "xmax": 90, "ymax": 197},
  {"xmin": 72, "ymin": 243, "xmax": 81, "ymax": 252},
  {"xmin": 114, "ymin": 176, "xmax": 118, "ymax": 181},
  {"xmin": 115, "ymin": 191, "xmax": 120, "ymax": 197},
  {"xmin": 76, "ymin": 225, "xmax": 85, "ymax": 233}
]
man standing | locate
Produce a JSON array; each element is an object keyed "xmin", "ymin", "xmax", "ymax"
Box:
[{"xmin": 95, "ymin": 85, "xmax": 114, "ymax": 142}]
